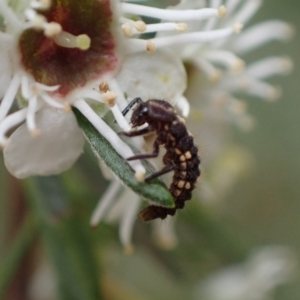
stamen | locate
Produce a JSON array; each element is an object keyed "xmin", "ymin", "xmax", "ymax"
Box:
[
  {"xmin": 53, "ymin": 31, "xmax": 91, "ymax": 50},
  {"xmin": 228, "ymin": 99, "xmax": 247, "ymax": 115},
  {"xmin": 30, "ymin": 0, "xmax": 51, "ymax": 10},
  {"xmin": 121, "ymin": 3, "xmax": 220, "ymax": 22},
  {"xmin": 194, "ymin": 58, "xmax": 222, "ymax": 83},
  {"xmin": 0, "ymin": 108, "xmax": 27, "ymax": 147},
  {"xmin": 120, "ymin": 17, "xmax": 147, "ymax": 33},
  {"xmin": 41, "ymin": 94, "xmax": 65, "ymax": 109},
  {"xmin": 232, "ymin": 22, "xmax": 243, "ymax": 33},
  {"xmin": 203, "ymin": 2, "xmax": 224, "ymax": 31},
  {"xmin": 35, "ymin": 83, "xmax": 60, "ymax": 92},
  {"xmin": 204, "ymin": 50, "xmax": 245, "ymax": 73},
  {"xmin": 105, "ymin": 81, "xmax": 148, "ymax": 150},
  {"xmin": 64, "ymin": 103, "xmax": 71, "ymax": 112},
  {"xmin": 120, "ymin": 190, "xmax": 140, "ymax": 254},
  {"xmin": 0, "ymin": 0, "xmax": 23, "ymax": 31},
  {"xmin": 25, "ymin": 8, "xmax": 47, "ymax": 29},
  {"xmin": 33, "ymin": 14, "xmax": 47, "ymax": 29},
  {"xmin": 225, "ymin": 0, "xmax": 240, "ymax": 17},
  {"xmin": 25, "ymin": 4, "xmax": 90, "ymax": 51},
  {"xmin": 0, "ymin": 74, "xmax": 21, "ymax": 122},
  {"xmin": 134, "ymin": 22, "xmax": 188, "ymax": 35},
  {"xmin": 90, "ymin": 180, "xmax": 121, "ymax": 228},
  {"xmin": 246, "ymin": 57, "xmax": 293, "ymax": 79},
  {"xmin": 26, "ymin": 95, "xmax": 41, "ymax": 136},
  {"xmin": 110, "ymin": 103, "xmax": 131, "ymax": 131},
  {"xmin": 98, "ymin": 159, "xmax": 114, "ymax": 180},
  {"xmin": 73, "ymin": 99, "xmax": 146, "ymax": 179},
  {"xmin": 236, "ymin": 114, "xmax": 256, "ymax": 131},
  {"xmin": 152, "ymin": 219, "xmax": 178, "ymax": 249},
  {"xmin": 175, "ymin": 23, "xmax": 188, "ymax": 32},
  {"xmin": 21, "ymin": 75, "xmax": 30, "ymax": 99},
  {"xmin": 126, "ymin": 25, "xmax": 240, "ymax": 54},
  {"xmin": 229, "ymin": 0, "xmax": 262, "ymax": 25},
  {"xmin": 247, "ymin": 80, "xmax": 282, "ymax": 101},
  {"xmin": 107, "ymin": 79, "xmax": 130, "ymax": 110},
  {"xmin": 233, "ymin": 21, "xmax": 294, "ymax": 54}
]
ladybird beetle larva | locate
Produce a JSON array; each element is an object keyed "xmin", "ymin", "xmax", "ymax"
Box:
[{"xmin": 119, "ymin": 98, "xmax": 201, "ymax": 221}]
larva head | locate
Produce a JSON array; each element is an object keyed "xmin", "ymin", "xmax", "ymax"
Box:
[{"xmin": 131, "ymin": 102, "xmax": 149, "ymax": 127}]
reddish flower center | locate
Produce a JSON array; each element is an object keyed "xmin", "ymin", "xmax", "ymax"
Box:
[{"xmin": 19, "ymin": 0, "xmax": 119, "ymax": 97}]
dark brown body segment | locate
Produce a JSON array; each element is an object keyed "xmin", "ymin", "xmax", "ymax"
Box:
[{"xmin": 121, "ymin": 98, "xmax": 201, "ymax": 221}]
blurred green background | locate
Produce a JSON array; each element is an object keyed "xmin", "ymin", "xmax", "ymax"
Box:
[
  {"xmin": 227, "ymin": 0, "xmax": 300, "ymax": 298},
  {"xmin": 0, "ymin": 0, "xmax": 300, "ymax": 299}
]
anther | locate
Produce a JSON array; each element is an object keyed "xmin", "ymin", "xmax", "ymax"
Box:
[
  {"xmin": 267, "ymin": 87, "xmax": 281, "ymax": 102},
  {"xmin": 103, "ymin": 91, "xmax": 117, "ymax": 107},
  {"xmin": 218, "ymin": 6, "xmax": 227, "ymax": 18},
  {"xmin": 64, "ymin": 103, "xmax": 71, "ymax": 112},
  {"xmin": 124, "ymin": 244, "xmax": 134, "ymax": 255},
  {"xmin": 231, "ymin": 59, "xmax": 245, "ymax": 73},
  {"xmin": 53, "ymin": 31, "xmax": 91, "ymax": 50},
  {"xmin": 76, "ymin": 34, "xmax": 91, "ymax": 50},
  {"xmin": 99, "ymin": 82, "xmax": 109, "ymax": 93},
  {"xmin": 30, "ymin": 128, "xmax": 41, "ymax": 137},
  {"xmin": 122, "ymin": 23, "xmax": 133, "ymax": 37},
  {"xmin": 209, "ymin": 70, "xmax": 222, "ymax": 83},
  {"xmin": 135, "ymin": 169, "xmax": 145, "ymax": 182},
  {"xmin": 146, "ymin": 40, "xmax": 156, "ymax": 53},
  {"xmin": 175, "ymin": 23, "xmax": 187, "ymax": 32},
  {"xmin": 233, "ymin": 22, "xmax": 244, "ymax": 33},
  {"xmin": 134, "ymin": 20, "xmax": 146, "ymax": 32},
  {"xmin": 281, "ymin": 57, "xmax": 294, "ymax": 75},
  {"xmin": 231, "ymin": 101, "xmax": 247, "ymax": 115}
]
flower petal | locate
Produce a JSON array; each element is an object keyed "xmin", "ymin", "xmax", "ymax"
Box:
[
  {"xmin": 4, "ymin": 107, "xmax": 85, "ymax": 178},
  {"xmin": 116, "ymin": 49, "xmax": 187, "ymax": 104},
  {"xmin": 0, "ymin": 41, "xmax": 14, "ymax": 98}
]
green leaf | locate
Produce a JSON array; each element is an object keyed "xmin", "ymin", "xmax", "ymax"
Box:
[
  {"xmin": 0, "ymin": 216, "xmax": 36, "ymax": 299},
  {"xmin": 24, "ymin": 176, "xmax": 103, "ymax": 300},
  {"xmin": 73, "ymin": 107, "xmax": 174, "ymax": 208}
]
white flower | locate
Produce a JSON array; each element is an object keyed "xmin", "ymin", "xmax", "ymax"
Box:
[
  {"xmin": 0, "ymin": 0, "xmax": 293, "ymax": 248},
  {"xmin": 174, "ymin": 0, "xmax": 294, "ymax": 130},
  {"xmin": 194, "ymin": 246, "xmax": 297, "ymax": 300},
  {"xmin": 0, "ymin": 0, "xmax": 234, "ymax": 180},
  {"xmin": 90, "ymin": 0, "xmax": 293, "ymax": 248}
]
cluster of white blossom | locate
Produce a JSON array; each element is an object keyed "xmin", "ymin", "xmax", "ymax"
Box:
[
  {"xmin": 194, "ymin": 246, "xmax": 297, "ymax": 300},
  {"xmin": 0, "ymin": 0, "xmax": 293, "ymax": 252}
]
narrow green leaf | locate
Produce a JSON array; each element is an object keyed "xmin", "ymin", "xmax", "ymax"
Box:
[
  {"xmin": 0, "ymin": 216, "xmax": 36, "ymax": 299},
  {"xmin": 24, "ymin": 176, "xmax": 103, "ymax": 300},
  {"xmin": 73, "ymin": 107, "xmax": 174, "ymax": 208}
]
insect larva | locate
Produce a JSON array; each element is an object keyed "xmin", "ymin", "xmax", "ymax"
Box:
[{"xmin": 120, "ymin": 98, "xmax": 201, "ymax": 221}]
